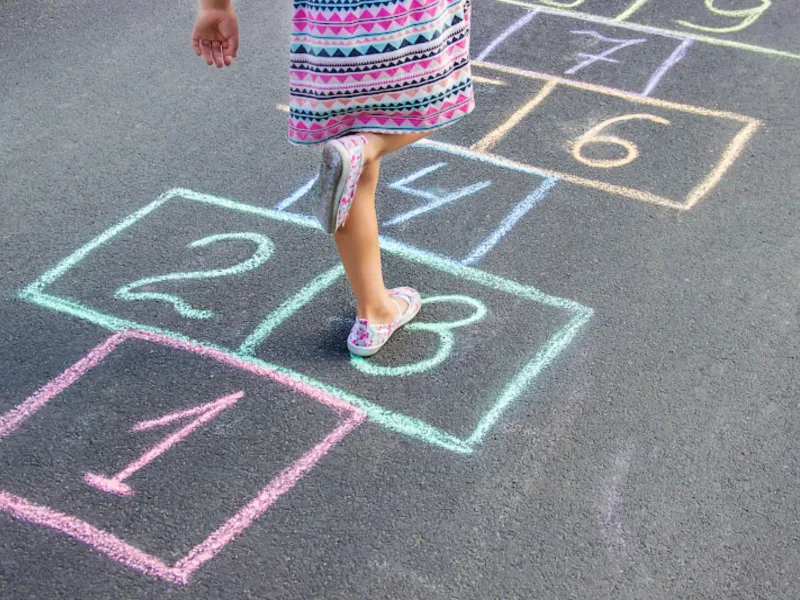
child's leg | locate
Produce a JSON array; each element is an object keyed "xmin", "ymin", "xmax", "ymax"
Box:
[
  {"xmin": 360, "ymin": 131, "xmax": 432, "ymax": 164},
  {"xmin": 334, "ymin": 159, "xmax": 392, "ymax": 322},
  {"xmin": 334, "ymin": 131, "xmax": 431, "ymax": 323}
]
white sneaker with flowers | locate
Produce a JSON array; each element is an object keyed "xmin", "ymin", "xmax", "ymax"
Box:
[{"xmin": 347, "ymin": 287, "xmax": 422, "ymax": 357}]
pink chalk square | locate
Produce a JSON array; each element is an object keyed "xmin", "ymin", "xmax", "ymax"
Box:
[{"xmin": 0, "ymin": 330, "xmax": 364, "ymax": 585}]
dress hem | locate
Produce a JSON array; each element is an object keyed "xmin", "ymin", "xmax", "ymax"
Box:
[{"xmin": 287, "ymin": 101, "xmax": 475, "ymax": 147}]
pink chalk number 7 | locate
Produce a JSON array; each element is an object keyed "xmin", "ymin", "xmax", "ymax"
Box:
[{"xmin": 84, "ymin": 391, "xmax": 243, "ymax": 497}]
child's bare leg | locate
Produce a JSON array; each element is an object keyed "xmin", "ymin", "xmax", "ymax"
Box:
[
  {"xmin": 334, "ymin": 159, "xmax": 393, "ymax": 322},
  {"xmin": 334, "ymin": 131, "xmax": 431, "ymax": 322},
  {"xmin": 360, "ymin": 131, "xmax": 431, "ymax": 163}
]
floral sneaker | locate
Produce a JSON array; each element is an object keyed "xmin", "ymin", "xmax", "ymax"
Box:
[
  {"xmin": 313, "ymin": 134, "xmax": 368, "ymax": 234},
  {"xmin": 347, "ymin": 287, "xmax": 422, "ymax": 357}
]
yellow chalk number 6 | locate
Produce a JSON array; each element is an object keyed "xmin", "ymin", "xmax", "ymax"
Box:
[{"xmin": 571, "ymin": 114, "xmax": 671, "ymax": 169}]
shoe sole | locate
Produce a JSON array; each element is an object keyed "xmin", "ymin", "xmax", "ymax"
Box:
[
  {"xmin": 314, "ymin": 142, "xmax": 351, "ymax": 234},
  {"xmin": 347, "ymin": 300, "xmax": 422, "ymax": 358},
  {"xmin": 348, "ymin": 338, "xmax": 386, "ymax": 358}
]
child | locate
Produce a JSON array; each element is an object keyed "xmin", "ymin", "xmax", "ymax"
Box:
[{"xmin": 192, "ymin": 0, "xmax": 475, "ymax": 356}]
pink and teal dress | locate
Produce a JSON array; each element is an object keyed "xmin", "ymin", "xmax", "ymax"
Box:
[{"xmin": 289, "ymin": 0, "xmax": 475, "ymax": 145}]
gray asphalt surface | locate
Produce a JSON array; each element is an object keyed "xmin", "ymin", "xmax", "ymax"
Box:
[{"xmin": 2, "ymin": 0, "xmax": 799, "ymax": 598}]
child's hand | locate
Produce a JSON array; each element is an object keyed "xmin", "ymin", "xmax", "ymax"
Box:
[{"xmin": 191, "ymin": 7, "xmax": 239, "ymax": 68}]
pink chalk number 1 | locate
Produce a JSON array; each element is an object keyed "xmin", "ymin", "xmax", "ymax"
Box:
[{"xmin": 84, "ymin": 391, "xmax": 243, "ymax": 497}]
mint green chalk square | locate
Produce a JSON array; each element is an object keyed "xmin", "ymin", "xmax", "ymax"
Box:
[
  {"xmin": 18, "ymin": 189, "xmax": 344, "ymax": 351},
  {"xmin": 246, "ymin": 236, "xmax": 593, "ymax": 454}
]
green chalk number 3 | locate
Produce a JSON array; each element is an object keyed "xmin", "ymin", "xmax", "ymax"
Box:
[
  {"xmin": 115, "ymin": 233, "xmax": 275, "ymax": 320},
  {"xmin": 351, "ymin": 295, "xmax": 488, "ymax": 376}
]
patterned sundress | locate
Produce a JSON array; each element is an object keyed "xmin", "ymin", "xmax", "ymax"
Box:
[{"xmin": 289, "ymin": 0, "xmax": 475, "ymax": 145}]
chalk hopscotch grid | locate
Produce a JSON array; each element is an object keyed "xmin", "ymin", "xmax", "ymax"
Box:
[
  {"xmin": 465, "ymin": 63, "xmax": 761, "ymax": 210},
  {"xmin": 475, "ymin": 8, "xmax": 694, "ymax": 97},
  {"xmin": 273, "ymin": 139, "xmax": 561, "ymax": 267},
  {"xmin": 460, "ymin": 3, "xmax": 762, "ymax": 211},
  {"xmin": 18, "ymin": 188, "xmax": 593, "ymax": 455},
  {"xmin": 0, "ymin": 329, "xmax": 365, "ymax": 585},
  {"xmin": 494, "ymin": 0, "xmax": 800, "ymax": 61},
  {"xmin": 6, "ymin": 0, "xmax": 781, "ymax": 583}
]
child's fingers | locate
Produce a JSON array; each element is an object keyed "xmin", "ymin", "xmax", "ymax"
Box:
[
  {"xmin": 222, "ymin": 41, "xmax": 234, "ymax": 66},
  {"xmin": 191, "ymin": 36, "xmax": 202, "ymax": 57},
  {"xmin": 222, "ymin": 41, "xmax": 235, "ymax": 67},
  {"xmin": 211, "ymin": 41, "xmax": 224, "ymax": 68},
  {"xmin": 200, "ymin": 39, "xmax": 214, "ymax": 66},
  {"xmin": 229, "ymin": 34, "xmax": 239, "ymax": 59}
]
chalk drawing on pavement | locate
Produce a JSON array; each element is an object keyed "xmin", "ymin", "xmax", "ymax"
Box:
[
  {"xmin": 494, "ymin": 0, "xmax": 796, "ymax": 60},
  {"xmin": 569, "ymin": 113, "xmax": 671, "ymax": 169},
  {"xmin": 0, "ymin": 330, "xmax": 365, "ymax": 585},
  {"xmin": 383, "ymin": 164, "xmax": 492, "ymax": 227},
  {"xmin": 464, "ymin": 65, "xmax": 761, "ymax": 210},
  {"xmin": 350, "ymin": 295, "xmax": 488, "ymax": 377},
  {"xmin": 273, "ymin": 137, "xmax": 560, "ymax": 265},
  {"xmin": 563, "ymin": 31, "xmax": 648, "ymax": 75},
  {"xmin": 3, "ymin": 0, "xmax": 781, "ymax": 586},
  {"xmin": 673, "ymin": 0, "xmax": 771, "ymax": 35},
  {"xmin": 17, "ymin": 188, "xmax": 593, "ymax": 455},
  {"xmin": 115, "ymin": 233, "xmax": 275, "ymax": 320},
  {"xmin": 83, "ymin": 391, "xmax": 245, "ymax": 497},
  {"xmin": 476, "ymin": 9, "xmax": 693, "ymax": 96}
]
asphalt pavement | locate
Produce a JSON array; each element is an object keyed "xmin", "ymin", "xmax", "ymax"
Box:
[{"xmin": 2, "ymin": 0, "xmax": 799, "ymax": 598}]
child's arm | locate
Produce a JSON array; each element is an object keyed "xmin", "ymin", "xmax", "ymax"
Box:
[{"xmin": 191, "ymin": 0, "xmax": 239, "ymax": 68}]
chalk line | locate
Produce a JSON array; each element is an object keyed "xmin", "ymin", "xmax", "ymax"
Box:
[
  {"xmin": 467, "ymin": 306, "xmax": 593, "ymax": 445},
  {"xmin": 84, "ymin": 391, "xmax": 244, "ymax": 497},
  {"xmin": 462, "ymin": 176, "xmax": 559, "ymax": 266},
  {"xmin": 472, "ymin": 74, "xmax": 508, "ymax": 86},
  {"xmin": 475, "ymin": 9, "xmax": 539, "ymax": 62},
  {"xmin": 384, "ymin": 180, "xmax": 492, "ymax": 227},
  {"xmin": 0, "ymin": 332, "xmax": 127, "ymax": 438},
  {"xmin": 641, "ymin": 38, "xmax": 693, "ymax": 97},
  {"xmin": 388, "ymin": 162, "xmax": 448, "ymax": 198},
  {"xmin": 237, "ymin": 264, "xmax": 344, "ymax": 356},
  {"xmin": 614, "ymin": 0, "xmax": 651, "ymax": 22},
  {"xmin": 684, "ymin": 119, "xmax": 761, "ymax": 209},
  {"xmin": 275, "ymin": 176, "xmax": 317, "ymax": 211},
  {"xmin": 471, "ymin": 80, "xmax": 558, "ymax": 153},
  {"xmin": 172, "ymin": 416, "xmax": 362, "ymax": 578},
  {"xmin": 564, "ymin": 31, "xmax": 647, "ymax": 76},
  {"xmin": 0, "ymin": 490, "xmax": 187, "ymax": 584}
]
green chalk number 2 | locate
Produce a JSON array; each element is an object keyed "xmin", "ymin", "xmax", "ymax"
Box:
[
  {"xmin": 115, "ymin": 232, "xmax": 275, "ymax": 320},
  {"xmin": 351, "ymin": 295, "xmax": 488, "ymax": 376}
]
